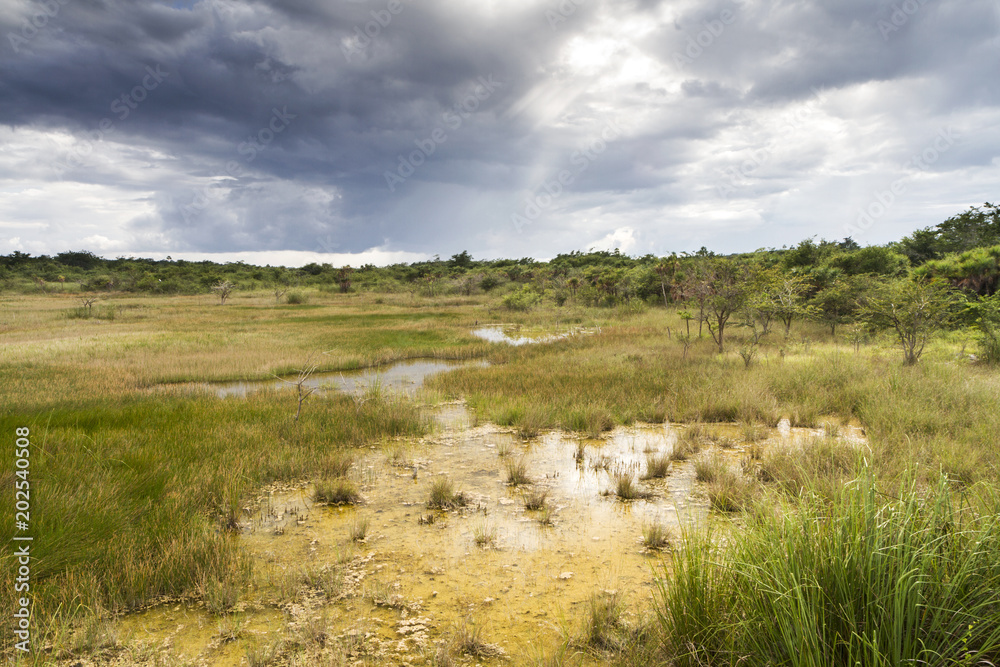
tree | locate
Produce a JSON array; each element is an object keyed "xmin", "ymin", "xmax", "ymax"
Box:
[
  {"xmin": 935, "ymin": 203, "xmax": 1000, "ymax": 254},
  {"xmin": 212, "ymin": 280, "xmax": 236, "ymax": 305},
  {"xmin": 859, "ymin": 279, "xmax": 957, "ymax": 365},
  {"xmin": 654, "ymin": 255, "xmax": 681, "ymax": 309},
  {"xmin": 810, "ymin": 275, "xmax": 868, "ymax": 337},
  {"xmin": 337, "ymin": 266, "xmax": 353, "ymax": 293},
  {"xmin": 276, "ymin": 359, "xmax": 318, "ymax": 421},
  {"xmin": 704, "ymin": 260, "xmax": 750, "ymax": 353},
  {"xmin": 966, "ymin": 292, "xmax": 1000, "ymax": 363},
  {"xmin": 772, "ymin": 275, "xmax": 815, "ymax": 337},
  {"xmin": 448, "ymin": 251, "xmax": 473, "ymax": 270}
]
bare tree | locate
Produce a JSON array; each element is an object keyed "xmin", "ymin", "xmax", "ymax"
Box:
[
  {"xmin": 80, "ymin": 297, "xmax": 98, "ymax": 314},
  {"xmin": 212, "ymin": 280, "xmax": 236, "ymax": 305},
  {"xmin": 273, "ymin": 287, "xmax": 287, "ymax": 303},
  {"xmin": 276, "ymin": 359, "xmax": 319, "ymax": 421}
]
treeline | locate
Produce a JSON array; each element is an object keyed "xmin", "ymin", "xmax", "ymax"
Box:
[
  {"xmin": 4, "ymin": 203, "xmax": 1000, "ymax": 364},
  {"xmin": 2, "ymin": 203, "xmax": 998, "ymax": 300}
]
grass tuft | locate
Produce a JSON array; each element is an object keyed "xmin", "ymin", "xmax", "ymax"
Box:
[
  {"xmin": 505, "ymin": 458, "xmax": 532, "ymax": 486},
  {"xmin": 656, "ymin": 474, "xmax": 1000, "ymax": 666},
  {"xmin": 472, "ymin": 521, "xmax": 498, "ymax": 548},
  {"xmin": 350, "ymin": 516, "xmax": 369, "ymax": 542},
  {"xmin": 610, "ymin": 472, "xmax": 652, "ymax": 500},
  {"xmin": 642, "ymin": 452, "xmax": 671, "ymax": 479},
  {"xmin": 583, "ymin": 591, "xmax": 624, "ymax": 651},
  {"xmin": 523, "ymin": 488, "xmax": 548, "ymax": 510},
  {"xmin": 642, "ymin": 522, "xmax": 673, "ymax": 551},
  {"xmin": 427, "ymin": 477, "xmax": 468, "ymax": 509},
  {"xmin": 313, "ymin": 478, "xmax": 361, "ymax": 505}
]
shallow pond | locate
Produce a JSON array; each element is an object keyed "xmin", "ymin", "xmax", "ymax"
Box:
[
  {"xmin": 194, "ymin": 358, "xmax": 482, "ymax": 399},
  {"xmin": 470, "ymin": 324, "xmax": 597, "ymax": 346},
  {"xmin": 115, "ymin": 406, "xmax": 863, "ymax": 665}
]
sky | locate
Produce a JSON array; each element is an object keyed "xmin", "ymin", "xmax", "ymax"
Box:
[{"xmin": 0, "ymin": 0, "xmax": 998, "ymax": 267}]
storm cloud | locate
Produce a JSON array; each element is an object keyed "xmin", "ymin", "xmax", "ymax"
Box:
[{"xmin": 1, "ymin": 0, "xmax": 998, "ymax": 264}]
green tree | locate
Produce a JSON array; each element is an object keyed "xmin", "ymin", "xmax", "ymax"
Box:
[
  {"xmin": 704, "ymin": 260, "xmax": 751, "ymax": 353},
  {"xmin": 859, "ymin": 279, "xmax": 957, "ymax": 365},
  {"xmin": 448, "ymin": 250, "xmax": 474, "ymax": 270},
  {"xmin": 966, "ymin": 292, "xmax": 1000, "ymax": 363},
  {"xmin": 810, "ymin": 275, "xmax": 869, "ymax": 337}
]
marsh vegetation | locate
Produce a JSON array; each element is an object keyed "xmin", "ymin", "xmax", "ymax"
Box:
[{"xmin": 6, "ymin": 211, "xmax": 1000, "ymax": 664}]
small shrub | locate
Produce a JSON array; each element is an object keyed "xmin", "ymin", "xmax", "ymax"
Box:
[{"xmin": 285, "ymin": 291, "xmax": 307, "ymax": 304}]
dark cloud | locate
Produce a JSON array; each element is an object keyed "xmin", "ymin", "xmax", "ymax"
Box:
[{"xmin": 0, "ymin": 0, "xmax": 998, "ymax": 261}]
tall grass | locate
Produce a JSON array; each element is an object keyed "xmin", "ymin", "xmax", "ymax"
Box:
[
  {"xmin": 431, "ymin": 315, "xmax": 1000, "ymax": 485},
  {"xmin": 0, "ymin": 389, "xmax": 423, "ymax": 643},
  {"xmin": 656, "ymin": 474, "xmax": 1000, "ymax": 666}
]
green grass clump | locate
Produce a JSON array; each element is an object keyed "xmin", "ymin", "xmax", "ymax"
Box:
[
  {"xmin": 350, "ymin": 516, "xmax": 369, "ymax": 542},
  {"xmin": 522, "ymin": 489, "xmax": 548, "ymax": 510},
  {"xmin": 583, "ymin": 591, "xmax": 624, "ymax": 651},
  {"xmin": 642, "ymin": 522, "xmax": 673, "ymax": 551},
  {"xmin": 694, "ymin": 452, "xmax": 726, "ymax": 483},
  {"xmin": 758, "ymin": 436, "xmax": 861, "ymax": 500},
  {"xmin": 671, "ymin": 428, "xmax": 703, "ymax": 461},
  {"xmin": 427, "ymin": 478, "xmax": 468, "ymax": 509},
  {"xmin": 643, "ymin": 452, "xmax": 671, "ymax": 479},
  {"xmin": 505, "ymin": 458, "xmax": 531, "ymax": 486},
  {"xmin": 472, "ymin": 521, "xmax": 497, "ymax": 549},
  {"xmin": 739, "ymin": 421, "xmax": 767, "ymax": 443},
  {"xmin": 318, "ymin": 450, "xmax": 354, "ymax": 478},
  {"xmin": 313, "ymin": 478, "xmax": 361, "ymax": 505},
  {"xmin": 610, "ymin": 472, "xmax": 651, "ymax": 500},
  {"xmin": 705, "ymin": 470, "xmax": 754, "ymax": 513},
  {"xmin": 656, "ymin": 474, "xmax": 1000, "ymax": 666}
]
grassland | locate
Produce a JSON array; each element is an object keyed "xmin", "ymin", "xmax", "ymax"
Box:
[{"xmin": 3, "ymin": 289, "xmax": 1000, "ymax": 665}]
